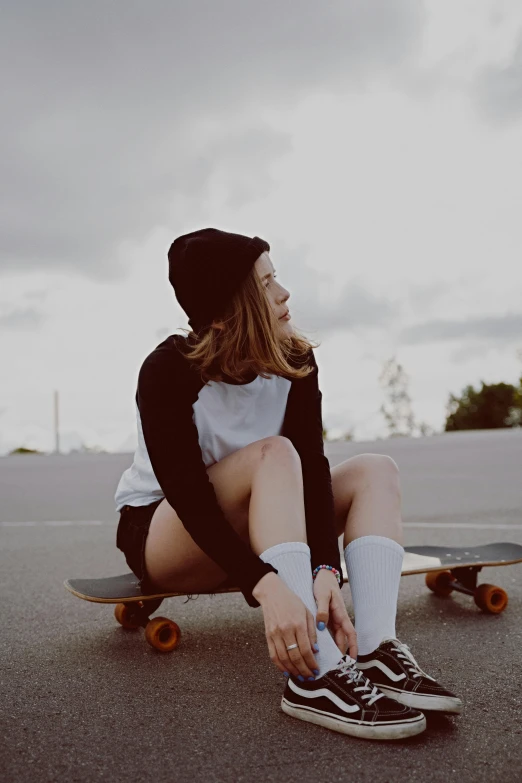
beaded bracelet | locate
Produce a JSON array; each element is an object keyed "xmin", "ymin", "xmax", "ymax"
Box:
[{"xmin": 312, "ymin": 564, "xmax": 342, "ymax": 586}]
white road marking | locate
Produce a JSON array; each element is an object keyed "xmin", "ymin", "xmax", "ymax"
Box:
[
  {"xmin": 0, "ymin": 520, "xmax": 109, "ymax": 526},
  {"xmin": 1, "ymin": 520, "xmax": 521, "ymax": 530},
  {"xmin": 403, "ymin": 522, "xmax": 522, "ymax": 530}
]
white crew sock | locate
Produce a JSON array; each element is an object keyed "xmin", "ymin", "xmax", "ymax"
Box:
[
  {"xmin": 344, "ymin": 535, "xmax": 404, "ymax": 656},
  {"xmin": 259, "ymin": 541, "xmax": 344, "ymax": 677}
]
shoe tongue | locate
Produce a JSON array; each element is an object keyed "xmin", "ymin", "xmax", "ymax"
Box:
[{"xmin": 338, "ymin": 653, "xmax": 357, "ymax": 667}]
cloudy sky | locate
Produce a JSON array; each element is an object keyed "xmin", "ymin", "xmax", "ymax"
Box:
[{"xmin": 1, "ymin": 0, "xmax": 521, "ymax": 454}]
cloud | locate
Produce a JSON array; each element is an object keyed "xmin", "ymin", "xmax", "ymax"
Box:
[
  {"xmin": 473, "ymin": 32, "xmax": 522, "ymax": 123},
  {"xmin": 406, "ymin": 281, "xmax": 454, "ymax": 316},
  {"xmin": 1, "ymin": 1, "xmax": 424, "ymax": 278},
  {"xmin": 275, "ymin": 241, "xmax": 402, "ymax": 333},
  {"xmin": 23, "ymin": 289, "xmax": 48, "ymax": 302},
  {"xmin": 295, "ymin": 279, "xmax": 400, "ymax": 334},
  {"xmin": 0, "ymin": 307, "xmax": 45, "ymax": 330},
  {"xmin": 175, "ymin": 124, "xmax": 293, "ymax": 210},
  {"xmin": 399, "ymin": 312, "xmax": 522, "ymax": 346}
]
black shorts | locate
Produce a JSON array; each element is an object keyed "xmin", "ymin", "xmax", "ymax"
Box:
[{"xmin": 116, "ymin": 499, "xmax": 164, "ymax": 593}]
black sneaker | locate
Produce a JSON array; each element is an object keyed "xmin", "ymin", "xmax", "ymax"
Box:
[
  {"xmin": 281, "ymin": 655, "xmax": 426, "ymax": 740},
  {"xmin": 356, "ymin": 638, "xmax": 463, "ymax": 714}
]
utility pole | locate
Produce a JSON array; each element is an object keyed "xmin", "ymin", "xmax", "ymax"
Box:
[{"xmin": 54, "ymin": 390, "xmax": 60, "ymax": 454}]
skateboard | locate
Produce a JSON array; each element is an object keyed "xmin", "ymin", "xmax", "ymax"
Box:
[{"xmin": 64, "ymin": 542, "xmax": 522, "ymax": 653}]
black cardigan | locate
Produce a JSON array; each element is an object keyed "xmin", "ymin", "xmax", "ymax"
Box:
[{"xmin": 136, "ymin": 334, "xmax": 343, "ymax": 607}]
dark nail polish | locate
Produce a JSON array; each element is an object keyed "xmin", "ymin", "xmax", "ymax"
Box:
[
  {"xmin": 313, "ymin": 669, "xmax": 320, "ymax": 675},
  {"xmin": 308, "ymin": 677, "xmax": 315, "ymax": 681},
  {"xmin": 317, "ymin": 621, "xmax": 326, "ymax": 631},
  {"xmin": 283, "ymin": 671, "xmax": 289, "ymax": 677},
  {"xmin": 297, "ymin": 675, "xmax": 305, "ymax": 682},
  {"xmin": 312, "ymin": 643, "xmax": 320, "ymax": 652}
]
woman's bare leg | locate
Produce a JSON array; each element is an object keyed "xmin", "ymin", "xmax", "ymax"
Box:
[
  {"xmin": 143, "ymin": 435, "xmax": 306, "ymax": 593},
  {"xmin": 331, "ymin": 454, "xmax": 405, "ymax": 655},
  {"xmin": 331, "ymin": 453, "xmax": 403, "ymax": 543},
  {"xmin": 249, "ymin": 437, "xmax": 307, "ymax": 552}
]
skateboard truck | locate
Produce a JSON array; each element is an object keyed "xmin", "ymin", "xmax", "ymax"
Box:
[
  {"xmin": 113, "ymin": 598, "xmax": 182, "ymax": 651},
  {"xmin": 425, "ymin": 565, "xmax": 509, "ymax": 613}
]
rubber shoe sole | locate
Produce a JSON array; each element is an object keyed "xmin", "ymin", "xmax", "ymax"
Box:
[
  {"xmin": 377, "ymin": 686, "xmax": 463, "ymax": 714},
  {"xmin": 281, "ymin": 696, "xmax": 427, "ymax": 740}
]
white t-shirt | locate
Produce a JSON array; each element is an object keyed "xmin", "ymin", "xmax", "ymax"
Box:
[{"xmin": 114, "ymin": 373, "xmax": 291, "ymax": 511}]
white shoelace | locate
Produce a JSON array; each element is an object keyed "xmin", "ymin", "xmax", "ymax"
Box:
[
  {"xmin": 389, "ymin": 640, "xmax": 436, "ymax": 682},
  {"xmin": 334, "ymin": 656, "xmax": 385, "ymax": 706}
]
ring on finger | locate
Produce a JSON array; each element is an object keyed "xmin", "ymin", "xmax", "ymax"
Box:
[{"xmin": 286, "ymin": 643, "xmax": 298, "ymax": 651}]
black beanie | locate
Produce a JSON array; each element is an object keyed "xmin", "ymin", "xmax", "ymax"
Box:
[{"xmin": 168, "ymin": 228, "xmax": 270, "ymax": 333}]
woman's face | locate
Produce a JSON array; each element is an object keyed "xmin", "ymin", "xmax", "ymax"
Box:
[{"xmin": 255, "ymin": 251, "xmax": 293, "ymax": 334}]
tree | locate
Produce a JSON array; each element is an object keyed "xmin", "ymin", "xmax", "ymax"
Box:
[
  {"xmin": 445, "ymin": 379, "xmax": 522, "ymax": 431},
  {"xmin": 378, "ymin": 356, "xmax": 434, "ymax": 438},
  {"xmin": 9, "ymin": 447, "xmax": 43, "ymax": 455}
]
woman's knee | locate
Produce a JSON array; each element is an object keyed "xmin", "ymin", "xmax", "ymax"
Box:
[
  {"xmin": 346, "ymin": 453, "xmax": 400, "ymax": 490},
  {"xmin": 259, "ymin": 435, "xmax": 301, "ymax": 466},
  {"xmin": 208, "ymin": 436, "xmax": 300, "ymax": 524}
]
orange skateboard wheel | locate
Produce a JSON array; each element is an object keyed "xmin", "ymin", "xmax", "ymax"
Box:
[
  {"xmin": 144, "ymin": 617, "xmax": 181, "ymax": 652},
  {"xmin": 114, "ymin": 603, "xmax": 141, "ymax": 630},
  {"xmin": 425, "ymin": 570, "xmax": 455, "ymax": 597},
  {"xmin": 474, "ymin": 584, "xmax": 508, "ymax": 614}
]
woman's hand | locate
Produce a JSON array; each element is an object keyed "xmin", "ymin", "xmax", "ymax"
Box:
[
  {"xmin": 253, "ymin": 572, "xmax": 319, "ymax": 680},
  {"xmin": 313, "ymin": 569, "xmax": 358, "ymax": 659}
]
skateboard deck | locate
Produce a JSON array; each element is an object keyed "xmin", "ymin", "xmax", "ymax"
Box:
[{"xmin": 64, "ymin": 542, "xmax": 522, "ymax": 652}]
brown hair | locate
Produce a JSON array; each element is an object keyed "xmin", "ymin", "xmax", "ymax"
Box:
[{"xmin": 178, "ymin": 264, "xmax": 320, "ymax": 384}]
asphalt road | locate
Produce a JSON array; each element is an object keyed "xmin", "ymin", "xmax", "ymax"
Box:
[{"xmin": 1, "ymin": 428, "xmax": 521, "ymax": 783}]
